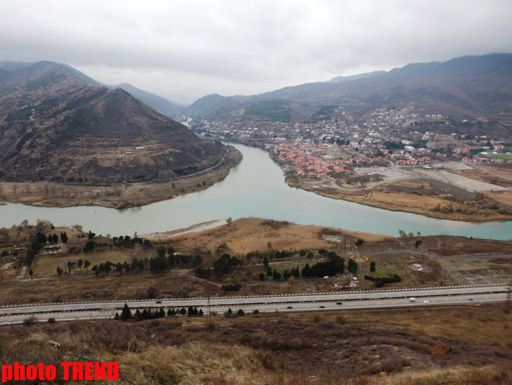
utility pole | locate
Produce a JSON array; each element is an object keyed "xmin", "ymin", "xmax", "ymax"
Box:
[{"xmin": 504, "ymin": 279, "xmax": 512, "ymax": 314}]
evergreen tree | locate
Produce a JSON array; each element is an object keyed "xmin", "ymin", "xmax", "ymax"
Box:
[
  {"xmin": 301, "ymin": 263, "xmax": 312, "ymax": 278},
  {"xmin": 157, "ymin": 245, "xmax": 166, "ymax": 258},
  {"xmin": 120, "ymin": 304, "xmax": 132, "ymax": 321},
  {"xmin": 347, "ymin": 259, "xmax": 358, "ymax": 275},
  {"xmin": 60, "ymin": 232, "xmax": 68, "ymax": 244},
  {"xmin": 370, "ymin": 261, "xmax": 376, "ymax": 273},
  {"xmin": 263, "ymin": 256, "xmax": 269, "ymax": 268}
]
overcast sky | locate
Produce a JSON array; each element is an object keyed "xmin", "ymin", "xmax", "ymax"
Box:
[{"xmin": 1, "ymin": 0, "xmax": 512, "ymax": 104}]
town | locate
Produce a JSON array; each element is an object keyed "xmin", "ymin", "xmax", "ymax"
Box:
[{"xmin": 190, "ymin": 106, "xmax": 512, "ymax": 186}]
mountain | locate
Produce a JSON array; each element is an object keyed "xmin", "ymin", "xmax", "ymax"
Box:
[
  {"xmin": 114, "ymin": 83, "xmax": 183, "ymax": 118},
  {"xmin": 0, "ymin": 61, "xmax": 225, "ymax": 183},
  {"xmin": 188, "ymin": 53, "xmax": 512, "ymax": 126}
]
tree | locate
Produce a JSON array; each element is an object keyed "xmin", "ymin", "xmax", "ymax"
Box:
[
  {"xmin": 157, "ymin": 245, "xmax": 166, "ymax": 259},
  {"xmin": 66, "ymin": 261, "xmax": 76, "ymax": 274},
  {"xmin": 415, "ymin": 240, "xmax": 422, "ymax": 249},
  {"xmin": 147, "ymin": 286, "xmax": 159, "ymax": 299},
  {"xmin": 370, "ymin": 261, "xmax": 376, "ymax": 273},
  {"xmin": 77, "ymin": 259, "xmax": 83, "ymax": 273},
  {"xmin": 226, "ymin": 217, "xmax": 232, "ymax": 226},
  {"xmin": 258, "ymin": 273, "xmax": 265, "ymax": 281},
  {"xmin": 354, "ymin": 239, "xmax": 365, "ymax": 247},
  {"xmin": 56, "ymin": 267, "xmax": 63, "ymax": 277},
  {"xmin": 272, "ymin": 270, "xmax": 282, "ymax": 280},
  {"xmin": 83, "ymin": 240, "xmax": 96, "ymax": 253},
  {"xmin": 301, "ymin": 263, "xmax": 312, "ymax": 278},
  {"xmin": 52, "ymin": 234, "xmax": 59, "ymax": 244},
  {"xmin": 143, "ymin": 239, "xmax": 152, "ymax": 248},
  {"xmin": 120, "ymin": 303, "xmax": 132, "ymax": 321},
  {"xmin": 84, "ymin": 260, "xmax": 91, "ymax": 271},
  {"xmin": 347, "ymin": 259, "xmax": 358, "ymax": 275},
  {"xmin": 29, "ymin": 269, "xmax": 33, "ymax": 278}
]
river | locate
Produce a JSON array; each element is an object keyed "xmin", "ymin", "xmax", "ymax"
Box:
[{"xmin": 0, "ymin": 144, "xmax": 511, "ymax": 239}]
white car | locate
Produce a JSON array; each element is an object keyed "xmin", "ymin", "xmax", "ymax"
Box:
[
  {"xmin": 423, "ymin": 300, "xmax": 429, "ymax": 304},
  {"xmin": 1, "ymin": 321, "xmax": 11, "ymax": 326}
]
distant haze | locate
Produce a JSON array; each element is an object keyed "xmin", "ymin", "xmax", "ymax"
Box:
[{"xmin": 1, "ymin": 0, "xmax": 511, "ymax": 104}]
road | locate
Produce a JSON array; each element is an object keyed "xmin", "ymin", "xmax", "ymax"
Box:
[{"xmin": 0, "ymin": 284, "xmax": 507, "ymax": 325}]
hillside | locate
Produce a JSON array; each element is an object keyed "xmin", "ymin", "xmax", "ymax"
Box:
[
  {"xmin": 0, "ymin": 61, "xmax": 225, "ymax": 184},
  {"xmin": 115, "ymin": 82, "xmax": 183, "ymax": 118},
  {"xmin": 188, "ymin": 54, "xmax": 512, "ymax": 129}
]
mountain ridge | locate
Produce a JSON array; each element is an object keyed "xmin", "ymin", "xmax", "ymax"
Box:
[
  {"xmin": 187, "ymin": 53, "xmax": 512, "ymax": 127},
  {"xmin": 0, "ymin": 61, "xmax": 225, "ymax": 183}
]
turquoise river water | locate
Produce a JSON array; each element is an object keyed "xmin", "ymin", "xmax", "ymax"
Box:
[{"xmin": 0, "ymin": 144, "xmax": 511, "ymax": 239}]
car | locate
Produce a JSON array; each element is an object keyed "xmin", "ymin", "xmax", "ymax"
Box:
[
  {"xmin": 468, "ymin": 298, "xmax": 474, "ymax": 301},
  {"xmin": 155, "ymin": 300, "xmax": 162, "ymax": 304},
  {"xmin": 1, "ymin": 321, "xmax": 11, "ymax": 326},
  {"xmin": 423, "ymin": 300, "xmax": 429, "ymax": 304},
  {"xmin": 319, "ymin": 305, "xmax": 326, "ymax": 308},
  {"xmin": 287, "ymin": 306, "xmax": 293, "ymax": 309},
  {"xmin": 336, "ymin": 301, "xmax": 343, "ymax": 305}
]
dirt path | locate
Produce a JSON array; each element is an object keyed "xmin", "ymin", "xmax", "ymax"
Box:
[{"xmin": 143, "ymin": 219, "xmax": 227, "ymax": 240}]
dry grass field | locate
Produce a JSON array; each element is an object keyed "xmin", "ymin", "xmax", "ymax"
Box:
[
  {"xmin": 165, "ymin": 217, "xmax": 390, "ymax": 255},
  {"xmin": 293, "ymin": 162, "xmax": 512, "ymax": 222},
  {"xmin": 1, "ymin": 304, "xmax": 511, "ymax": 385},
  {"xmin": 1, "ymin": 218, "xmax": 511, "ymax": 304},
  {"xmin": 32, "ymin": 250, "xmax": 133, "ymax": 277}
]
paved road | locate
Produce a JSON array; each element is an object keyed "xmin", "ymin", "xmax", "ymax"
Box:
[{"xmin": 0, "ymin": 284, "xmax": 507, "ymax": 324}]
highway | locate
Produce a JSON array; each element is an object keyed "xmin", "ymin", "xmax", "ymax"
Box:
[{"xmin": 0, "ymin": 284, "xmax": 508, "ymax": 325}]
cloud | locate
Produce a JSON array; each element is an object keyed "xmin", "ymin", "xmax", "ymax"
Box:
[{"xmin": 1, "ymin": 0, "xmax": 511, "ymax": 103}]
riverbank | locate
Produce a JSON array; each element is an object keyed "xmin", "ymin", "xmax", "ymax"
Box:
[
  {"xmin": 0, "ymin": 145, "xmax": 242, "ymax": 209},
  {"xmin": 283, "ymin": 168, "xmax": 512, "ymax": 223}
]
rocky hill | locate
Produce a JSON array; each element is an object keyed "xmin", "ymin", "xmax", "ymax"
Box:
[
  {"xmin": 0, "ymin": 61, "xmax": 225, "ymax": 183},
  {"xmin": 187, "ymin": 54, "xmax": 512, "ymax": 130}
]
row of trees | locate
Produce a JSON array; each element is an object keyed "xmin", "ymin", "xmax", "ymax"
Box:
[
  {"xmin": 24, "ymin": 232, "xmax": 48, "ymax": 267},
  {"xmin": 302, "ymin": 253, "xmax": 345, "ymax": 278},
  {"xmin": 112, "ymin": 235, "xmax": 152, "ymax": 249},
  {"xmin": 364, "ymin": 273, "xmax": 402, "ymax": 288},
  {"xmin": 115, "ymin": 304, "xmax": 203, "ymax": 321}
]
